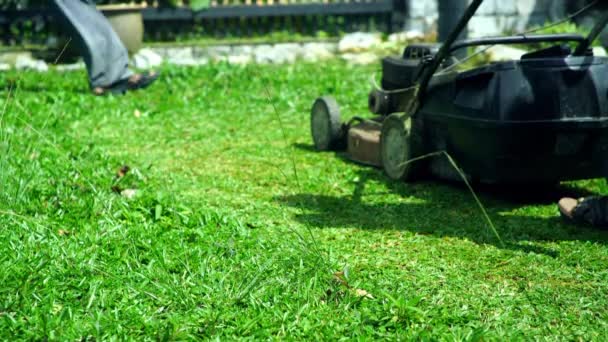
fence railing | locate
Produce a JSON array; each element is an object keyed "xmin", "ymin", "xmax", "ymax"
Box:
[{"xmin": 0, "ymin": 0, "xmax": 407, "ymax": 46}]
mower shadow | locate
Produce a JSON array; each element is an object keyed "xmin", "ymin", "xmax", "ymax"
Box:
[{"xmin": 277, "ymin": 156, "xmax": 608, "ymax": 256}]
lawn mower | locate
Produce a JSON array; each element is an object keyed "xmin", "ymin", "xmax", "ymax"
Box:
[{"xmin": 310, "ymin": 0, "xmax": 608, "ymax": 184}]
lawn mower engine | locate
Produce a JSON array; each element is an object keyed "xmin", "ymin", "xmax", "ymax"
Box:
[{"xmin": 312, "ymin": 44, "xmax": 438, "ymax": 167}]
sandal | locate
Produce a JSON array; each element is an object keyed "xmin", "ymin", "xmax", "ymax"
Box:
[
  {"xmin": 93, "ymin": 71, "xmax": 159, "ymax": 96},
  {"xmin": 558, "ymin": 196, "xmax": 608, "ymax": 228}
]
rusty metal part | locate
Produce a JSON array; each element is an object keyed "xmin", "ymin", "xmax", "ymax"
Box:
[{"xmin": 347, "ymin": 120, "xmax": 382, "ymax": 167}]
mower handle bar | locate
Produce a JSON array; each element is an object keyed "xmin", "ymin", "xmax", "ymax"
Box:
[
  {"xmin": 417, "ymin": 0, "xmax": 484, "ymax": 103},
  {"xmin": 417, "ymin": 0, "xmax": 605, "ymax": 103},
  {"xmin": 448, "ymin": 34, "xmax": 586, "ymax": 53}
]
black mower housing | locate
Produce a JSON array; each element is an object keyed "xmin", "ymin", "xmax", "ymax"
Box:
[{"xmin": 421, "ymin": 52, "xmax": 608, "ymax": 183}]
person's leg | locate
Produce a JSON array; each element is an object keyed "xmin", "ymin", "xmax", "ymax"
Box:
[{"xmin": 51, "ymin": 0, "xmax": 132, "ymax": 89}]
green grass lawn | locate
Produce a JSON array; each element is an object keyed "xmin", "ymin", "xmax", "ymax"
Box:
[{"xmin": 1, "ymin": 61, "xmax": 608, "ymax": 340}]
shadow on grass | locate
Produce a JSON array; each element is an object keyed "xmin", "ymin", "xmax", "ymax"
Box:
[
  {"xmin": 292, "ymin": 143, "xmax": 317, "ymax": 152},
  {"xmin": 0, "ymin": 84, "xmax": 89, "ymax": 95},
  {"xmin": 277, "ymin": 149, "xmax": 608, "ymax": 256},
  {"xmin": 0, "ymin": 73, "xmax": 89, "ymax": 95}
]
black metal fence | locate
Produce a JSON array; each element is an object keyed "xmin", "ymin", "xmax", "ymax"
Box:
[{"xmin": 0, "ymin": 0, "xmax": 407, "ymax": 46}]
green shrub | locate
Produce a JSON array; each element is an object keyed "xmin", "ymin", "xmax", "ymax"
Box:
[
  {"xmin": 0, "ymin": 0, "xmax": 202, "ymax": 10},
  {"xmin": 530, "ymin": 21, "xmax": 591, "ymax": 39}
]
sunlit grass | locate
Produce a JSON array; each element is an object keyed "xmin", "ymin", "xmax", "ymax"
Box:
[{"xmin": 1, "ymin": 61, "xmax": 608, "ymax": 339}]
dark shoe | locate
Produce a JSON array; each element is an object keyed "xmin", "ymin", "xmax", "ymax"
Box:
[
  {"xmin": 558, "ymin": 196, "xmax": 608, "ymax": 228},
  {"xmin": 93, "ymin": 71, "xmax": 159, "ymax": 96}
]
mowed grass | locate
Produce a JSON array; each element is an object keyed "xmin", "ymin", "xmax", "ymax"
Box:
[{"xmin": 1, "ymin": 60, "xmax": 608, "ymax": 340}]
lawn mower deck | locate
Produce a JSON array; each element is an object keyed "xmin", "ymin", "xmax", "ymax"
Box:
[{"xmin": 310, "ymin": 0, "xmax": 608, "ymax": 185}]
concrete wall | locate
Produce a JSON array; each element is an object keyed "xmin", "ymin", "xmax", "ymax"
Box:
[{"xmin": 406, "ymin": 0, "xmax": 567, "ymax": 37}]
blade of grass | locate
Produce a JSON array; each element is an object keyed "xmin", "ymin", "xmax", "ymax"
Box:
[
  {"xmin": 53, "ymin": 37, "xmax": 72, "ymax": 65},
  {"xmin": 256, "ymin": 71, "xmax": 326, "ymax": 250},
  {"xmin": 398, "ymin": 150, "xmax": 504, "ymax": 247}
]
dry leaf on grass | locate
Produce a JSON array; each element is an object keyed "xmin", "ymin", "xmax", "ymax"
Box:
[
  {"xmin": 52, "ymin": 303, "xmax": 63, "ymax": 315},
  {"xmin": 58, "ymin": 229, "xmax": 70, "ymax": 236},
  {"xmin": 333, "ymin": 269, "xmax": 373, "ymax": 299},
  {"xmin": 116, "ymin": 165, "xmax": 131, "ymax": 179},
  {"xmin": 353, "ymin": 288, "xmax": 374, "ymax": 299},
  {"xmin": 333, "ymin": 271, "xmax": 350, "ymax": 288},
  {"xmin": 121, "ymin": 189, "xmax": 138, "ymax": 199}
]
